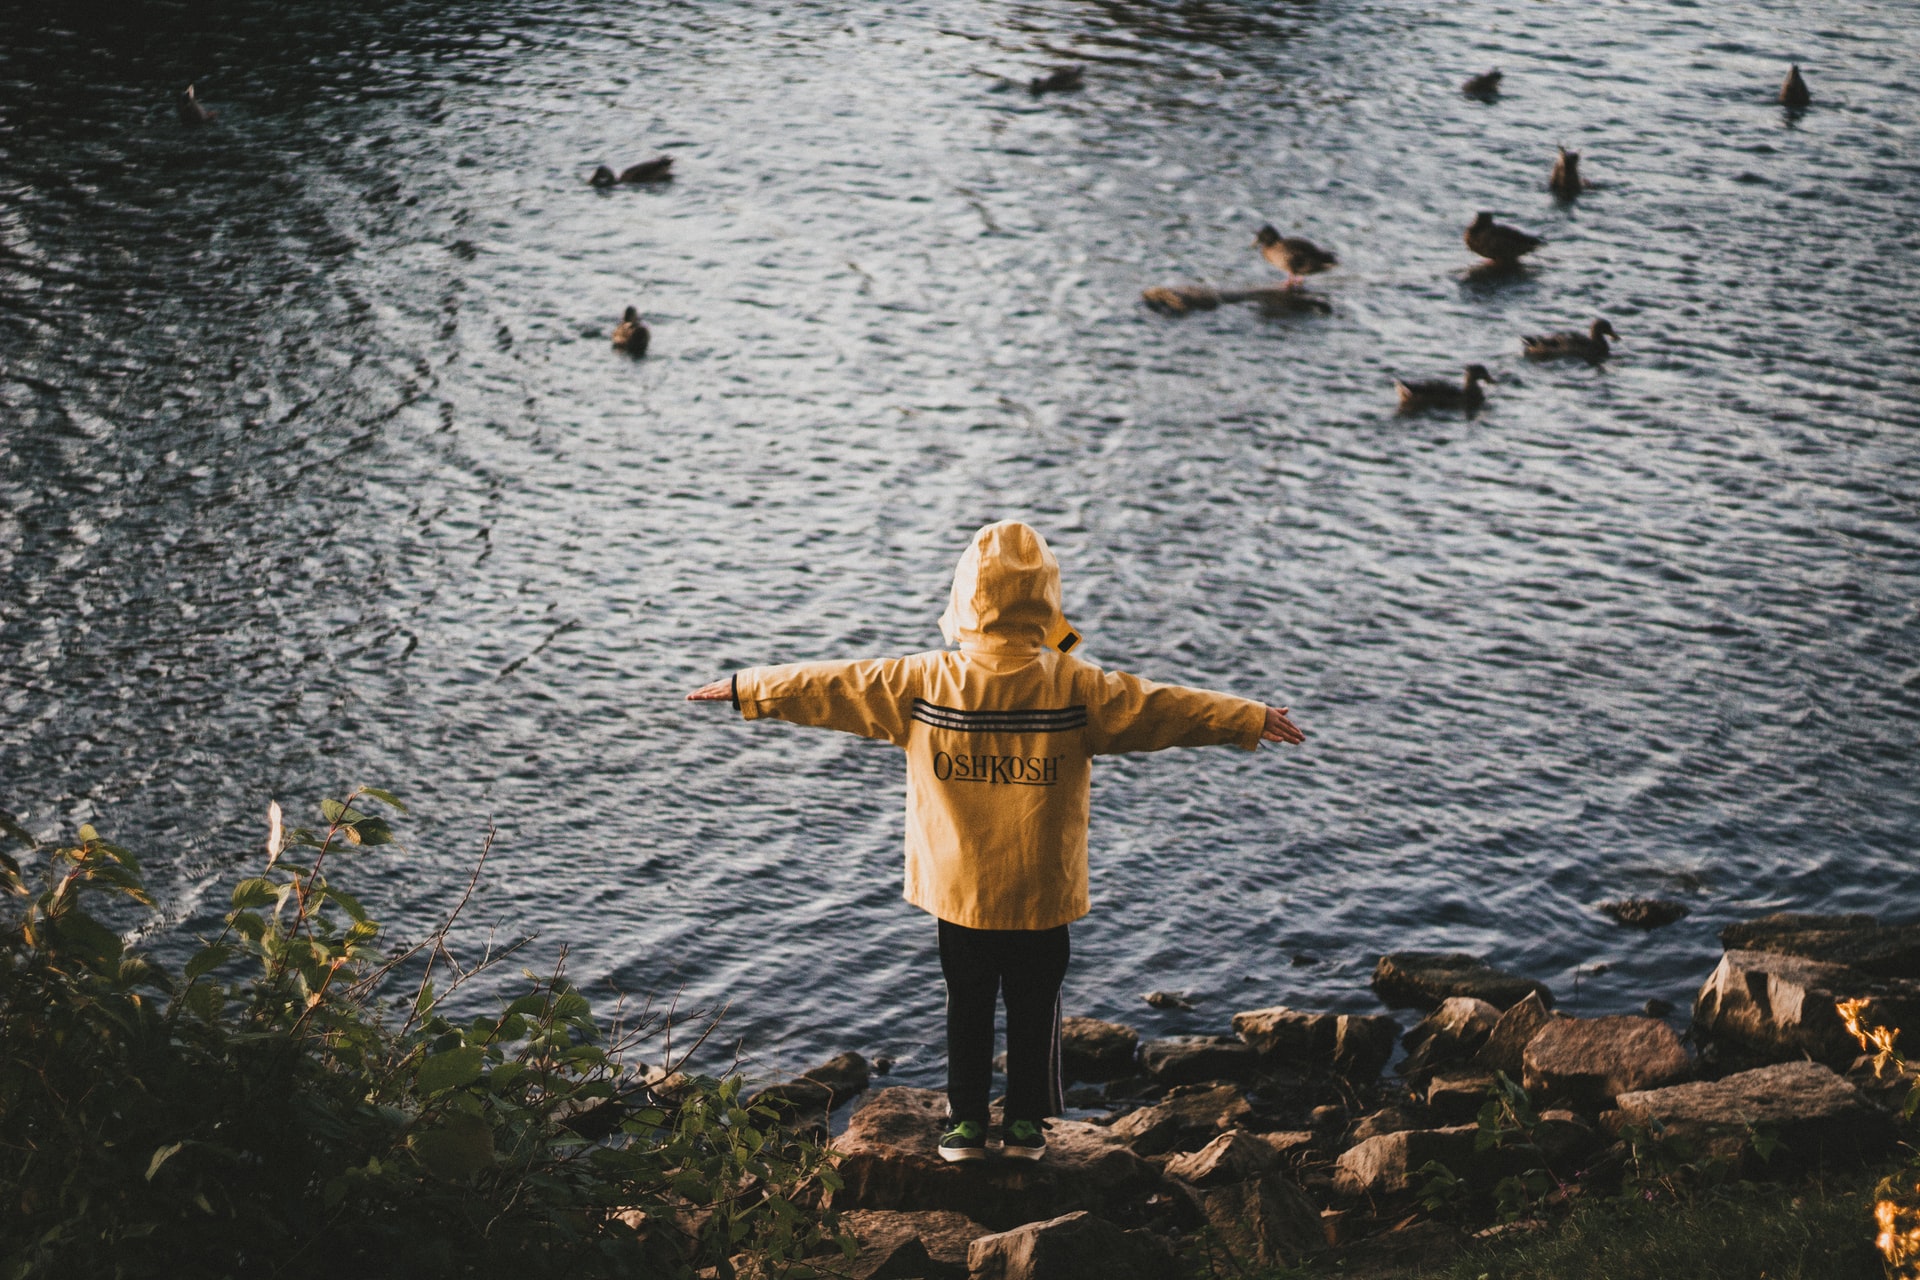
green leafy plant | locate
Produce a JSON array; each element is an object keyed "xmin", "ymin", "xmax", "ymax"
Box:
[{"xmin": 0, "ymin": 791, "xmax": 850, "ymax": 1280}]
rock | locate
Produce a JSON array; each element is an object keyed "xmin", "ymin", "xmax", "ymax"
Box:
[
  {"xmin": 1230, "ymin": 1008, "xmax": 1400, "ymax": 1080},
  {"xmin": 749, "ymin": 1051, "xmax": 870, "ymax": 1115},
  {"xmin": 1600, "ymin": 899, "xmax": 1691, "ymax": 929},
  {"xmin": 1692, "ymin": 949, "xmax": 1920, "ymax": 1067},
  {"xmin": 1109, "ymin": 1085, "xmax": 1253, "ymax": 1156},
  {"xmin": 1372, "ymin": 952, "xmax": 1553, "ymax": 1011},
  {"xmin": 1185, "ymin": 1173, "xmax": 1326, "ymax": 1268},
  {"xmin": 1720, "ymin": 914, "xmax": 1920, "ymax": 979},
  {"xmin": 1609, "ymin": 1061, "xmax": 1889, "ymax": 1170},
  {"xmin": 1471, "ymin": 991, "xmax": 1557, "ymax": 1078},
  {"xmin": 1062, "ymin": 1018, "xmax": 1139, "ymax": 1083},
  {"xmin": 1232, "ymin": 1008, "xmax": 1331, "ymax": 1059},
  {"xmin": 1532, "ymin": 1109, "xmax": 1603, "ymax": 1170},
  {"xmin": 1143, "ymin": 991, "xmax": 1193, "ymax": 1011},
  {"xmin": 1334, "ymin": 1014, "xmax": 1403, "ymax": 1080},
  {"xmin": 1140, "ymin": 1036, "xmax": 1258, "ymax": 1086},
  {"xmin": 1348, "ymin": 1103, "xmax": 1433, "ymax": 1144},
  {"xmin": 967, "ymin": 1211, "xmax": 1178, "ymax": 1280},
  {"xmin": 1064, "ymin": 1085, "xmax": 1106, "ymax": 1109},
  {"xmin": 1426, "ymin": 1072, "xmax": 1497, "ymax": 1123},
  {"xmin": 1333, "ymin": 1125, "xmax": 1481, "ymax": 1197},
  {"xmin": 1399, "ymin": 997, "xmax": 1502, "ymax": 1082},
  {"xmin": 1254, "ymin": 1130, "xmax": 1318, "ymax": 1166},
  {"xmin": 831, "ymin": 1088, "xmax": 1162, "ymax": 1230},
  {"xmin": 1522, "ymin": 1016, "xmax": 1691, "ymax": 1112},
  {"xmin": 1643, "ymin": 998, "xmax": 1675, "ymax": 1019},
  {"xmin": 1163, "ymin": 1130, "xmax": 1279, "ymax": 1188},
  {"xmin": 833, "ymin": 1209, "xmax": 991, "ymax": 1280}
]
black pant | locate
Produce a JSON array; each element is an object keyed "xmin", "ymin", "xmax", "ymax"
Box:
[{"xmin": 938, "ymin": 919, "xmax": 1070, "ymax": 1125}]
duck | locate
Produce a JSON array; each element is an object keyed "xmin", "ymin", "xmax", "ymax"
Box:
[
  {"xmin": 619, "ymin": 156, "xmax": 674, "ymax": 183},
  {"xmin": 1395, "ymin": 364, "xmax": 1495, "ymax": 413},
  {"xmin": 1780, "ymin": 64, "xmax": 1811, "ymax": 109},
  {"xmin": 612, "ymin": 307, "xmax": 649, "ymax": 356},
  {"xmin": 1029, "ymin": 65, "xmax": 1084, "ymax": 95},
  {"xmin": 591, "ymin": 165, "xmax": 617, "ymax": 187},
  {"xmin": 1465, "ymin": 211, "xmax": 1543, "ymax": 264},
  {"xmin": 1522, "ymin": 318, "xmax": 1618, "ymax": 361},
  {"xmin": 1462, "ymin": 68, "xmax": 1502, "ymax": 98},
  {"xmin": 176, "ymin": 84, "xmax": 217, "ymax": 127},
  {"xmin": 1254, "ymin": 226, "xmax": 1338, "ymax": 286},
  {"xmin": 1548, "ymin": 147, "xmax": 1588, "ymax": 196}
]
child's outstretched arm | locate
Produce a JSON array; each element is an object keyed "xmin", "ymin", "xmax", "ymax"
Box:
[
  {"xmin": 1087, "ymin": 667, "xmax": 1304, "ymax": 755},
  {"xmin": 1262, "ymin": 705, "xmax": 1306, "ymax": 745},
  {"xmin": 686, "ymin": 660, "xmax": 918, "ymax": 744}
]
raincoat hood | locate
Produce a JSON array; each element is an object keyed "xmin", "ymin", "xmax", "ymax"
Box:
[{"xmin": 938, "ymin": 521, "xmax": 1080, "ymax": 654}]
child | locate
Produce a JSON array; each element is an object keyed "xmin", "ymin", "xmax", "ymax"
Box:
[{"xmin": 688, "ymin": 521, "xmax": 1303, "ymax": 1162}]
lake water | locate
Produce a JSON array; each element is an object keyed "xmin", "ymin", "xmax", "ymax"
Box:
[{"xmin": 3, "ymin": 0, "xmax": 1917, "ymax": 1091}]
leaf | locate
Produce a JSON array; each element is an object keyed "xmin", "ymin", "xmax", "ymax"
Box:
[
  {"xmin": 266, "ymin": 800, "xmax": 283, "ymax": 867},
  {"xmin": 319, "ymin": 799, "xmax": 367, "ymax": 826},
  {"xmin": 146, "ymin": 1142, "xmax": 185, "ymax": 1182},
  {"xmin": 505, "ymin": 993, "xmax": 548, "ymax": 1019},
  {"xmin": 230, "ymin": 877, "xmax": 278, "ymax": 910},
  {"xmin": 77, "ymin": 823, "xmax": 100, "ymax": 844},
  {"xmin": 361, "ymin": 788, "xmax": 408, "ymax": 814},
  {"xmin": 407, "ymin": 1112, "xmax": 495, "ymax": 1180},
  {"xmin": 352, "ymin": 818, "xmax": 394, "ymax": 846},
  {"xmin": 185, "ymin": 944, "xmax": 235, "ymax": 982},
  {"xmin": 417, "ymin": 1045, "xmax": 486, "ymax": 1094},
  {"xmin": 227, "ymin": 911, "xmax": 267, "ymax": 941}
]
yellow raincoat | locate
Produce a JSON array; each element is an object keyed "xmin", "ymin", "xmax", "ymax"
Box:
[{"xmin": 734, "ymin": 521, "xmax": 1267, "ymax": 931}]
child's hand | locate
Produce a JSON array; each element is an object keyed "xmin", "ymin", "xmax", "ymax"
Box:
[
  {"xmin": 687, "ymin": 679, "xmax": 733, "ymax": 702},
  {"xmin": 1262, "ymin": 706, "xmax": 1305, "ymax": 745}
]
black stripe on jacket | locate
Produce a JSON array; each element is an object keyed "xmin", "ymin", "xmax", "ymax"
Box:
[{"xmin": 910, "ymin": 698, "xmax": 1088, "ymax": 734}]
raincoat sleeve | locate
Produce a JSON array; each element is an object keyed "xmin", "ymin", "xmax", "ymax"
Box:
[
  {"xmin": 735, "ymin": 657, "xmax": 919, "ymax": 746},
  {"xmin": 1082, "ymin": 667, "xmax": 1266, "ymax": 755}
]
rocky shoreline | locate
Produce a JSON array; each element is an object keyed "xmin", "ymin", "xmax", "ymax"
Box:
[{"xmin": 746, "ymin": 910, "xmax": 1918, "ymax": 1279}]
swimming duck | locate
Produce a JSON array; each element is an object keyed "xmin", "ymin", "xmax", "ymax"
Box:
[
  {"xmin": 1780, "ymin": 64, "xmax": 1811, "ymax": 108},
  {"xmin": 1029, "ymin": 65, "xmax": 1085, "ymax": 95},
  {"xmin": 176, "ymin": 84, "xmax": 216, "ymax": 126},
  {"xmin": 1465, "ymin": 211, "xmax": 1542, "ymax": 264},
  {"xmin": 591, "ymin": 165, "xmax": 617, "ymax": 187},
  {"xmin": 1548, "ymin": 147, "xmax": 1587, "ymax": 195},
  {"xmin": 1462, "ymin": 69, "xmax": 1502, "ymax": 98},
  {"xmin": 619, "ymin": 157, "xmax": 674, "ymax": 183},
  {"xmin": 612, "ymin": 306, "xmax": 649, "ymax": 356},
  {"xmin": 1254, "ymin": 226, "xmax": 1338, "ymax": 286},
  {"xmin": 1522, "ymin": 318, "xmax": 1617, "ymax": 361},
  {"xmin": 1396, "ymin": 364, "xmax": 1495, "ymax": 413}
]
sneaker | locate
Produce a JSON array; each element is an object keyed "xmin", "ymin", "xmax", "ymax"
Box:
[
  {"xmin": 937, "ymin": 1119, "xmax": 989, "ymax": 1162},
  {"xmin": 1000, "ymin": 1118, "xmax": 1047, "ymax": 1162}
]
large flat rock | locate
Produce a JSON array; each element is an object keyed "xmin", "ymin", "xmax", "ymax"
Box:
[
  {"xmin": 1140, "ymin": 1035, "xmax": 1258, "ymax": 1085},
  {"xmin": 1332, "ymin": 1125, "xmax": 1480, "ymax": 1197},
  {"xmin": 1610, "ymin": 1061, "xmax": 1889, "ymax": 1170},
  {"xmin": 968, "ymin": 1211, "xmax": 1178, "ymax": 1280},
  {"xmin": 1521, "ymin": 1015, "xmax": 1690, "ymax": 1112},
  {"xmin": 1720, "ymin": 913, "xmax": 1920, "ymax": 979},
  {"xmin": 1229, "ymin": 1007, "xmax": 1400, "ymax": 1080},
  {"xmin": 1372, "ymin": 952, "xmax": 1552, "ymax": 1012},
  {"xmin": 830, "ymin": 1088, "xmax": 1162, "ymax": 1230},
  {"xmin": 1692, "ymin": 949, "xmax": 1920, "ymax": 1066}
]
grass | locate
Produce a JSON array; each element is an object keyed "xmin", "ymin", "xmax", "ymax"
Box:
[
  {"xmin": 1440, "ymin": 1167, "xmax": 1890, "ymax": 1280},
  {"xmin": 1268, "ymin": 1163, "xmax": 1897, "ymax": 1280}
]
